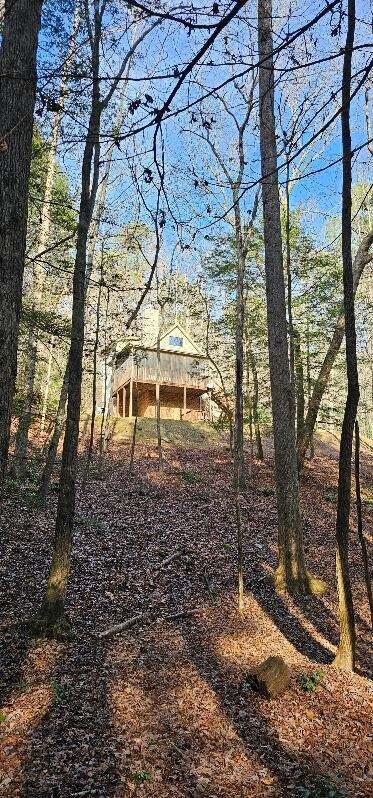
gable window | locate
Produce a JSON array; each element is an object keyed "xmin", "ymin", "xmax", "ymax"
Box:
[{"xmin": 169, "ymin": 335, "xmax": 183, "ymax": 347}]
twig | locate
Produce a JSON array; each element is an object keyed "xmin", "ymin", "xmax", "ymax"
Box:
[
  {"xmin": 203, "ymin": 567, "xmax": 214, "ymax": 597},
  {"xmin": 97, "ymin": 613, "xmax": 144, "ymax": 639},
  {"xmin": 164, "ymin": 608, "xmax": 199, "ymax": 621},
  {"xmin": 156, "ymin": 550, "xmax": 181, "ymax": 571}
]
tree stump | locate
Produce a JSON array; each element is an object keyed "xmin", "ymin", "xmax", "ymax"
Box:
[{"xmin": 249, "ymin": 656, "xmax": 290, "ymax": 698}]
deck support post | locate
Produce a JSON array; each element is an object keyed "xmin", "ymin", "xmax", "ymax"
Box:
[
  {"xmin": 115, "ymin": 392, "xmax": 119, "ymax": 417},
  {"xmin": 123, "ymin": 386, "xmax": 126, "ymax": 418},
  {"xmin": 129, "ymin": 379, "xmax": 133, "ymax": 418},
  {"xmin": 183, "ymin": 385, "xmax": 187, "ymax": 420}
]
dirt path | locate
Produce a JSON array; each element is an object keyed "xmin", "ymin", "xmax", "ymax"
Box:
[{"xmin": 0, "ymin": 434, "xmax": 372, "ymax": 797}]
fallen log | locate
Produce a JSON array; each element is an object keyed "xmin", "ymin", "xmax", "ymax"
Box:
[{"xmin": 249, "ymin": 655, "xmax": 290, "ymax": 698}]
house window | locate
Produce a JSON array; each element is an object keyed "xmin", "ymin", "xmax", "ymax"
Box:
[{"xmin": 169, "ymin": 335, "xmax": 183, "ymax": 347}]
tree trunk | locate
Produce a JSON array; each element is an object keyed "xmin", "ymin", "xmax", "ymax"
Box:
[
  {"xmin": 245, "ymin": 359, "xmax": 254, "ymax": 479},
  {"xmin": 334, "ymin": 0, "xmax": 357, "ymax": 671},
  {"xmin": 129, "ymin": 415, "xmax": 138, "ymax": 475},
  {"xmin": 36, "ymin": 17, "xmax": 102, "ymax": 632},
  {"xmin": 233, "ymin": 189, "xmax": 246, "ymax": 490},
  {"xmin": 98, "ymin": 288, "xmax": 110, "ymax": 472},
  {"xmin": 297, "ymin": 230, "xmax": 373, "ymax": 471},
  {"xmin": 285, "ymin": 160, "xmax": 296, "ymax": 429},
  {"xmin": 305, "ymin": 318, "xmax": 315, "ymax": 459},
  {"xmin": 12, "ymin": 4, "xmax": 80, "ymax": 475},
  {"xmin": 156, "ymin": 302, "xmax": 166, "ymax": 472},
  {"xmin": 37, "ymin": 362, "xmax": 68, "ymax": 501},
  {"xmin": 0, "ymin": 0, "xmax": 43, "ymax": 485},
  {"xmin": 12, "ymin": 326, "xmax": 37, "ymax": 476},
  {"xmin": 294, "ymin": 329, "xmax": 305, "ymax": 443},
  {"xmin": 246, "ymin": 338, "xmax": 264, "ymax": 461},
  {"xmin": 156, "ymin": 381, "xmax": 163, "ymax": 471},
  {"xmin": 81, "ymin": 275, "xmax": 102, "ymax": 492},
  {"xmin": 258, "ymin": 0, "xmax": 316, "ymax": 593},
  {"xmin": 354, "ymin": 421, "xmax": 373, "ymax": 627},
  {"xmin": 40, "ymin": 335, "xmax": 55, "ymax": 438}
]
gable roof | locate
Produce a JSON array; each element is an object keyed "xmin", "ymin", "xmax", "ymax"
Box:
[{"xmin": 151, "ymin": 322, "xmax": 204, "ymax": 356}]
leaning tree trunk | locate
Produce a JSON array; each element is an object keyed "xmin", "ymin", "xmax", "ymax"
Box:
[
  {"xmin": 257, "ymin": 0, "xmax": 319, "ymax": 594},
  {"xmin": 297, "ymin": 229, "xmax": 373, "ymax": 471},
  {"xmin": 37, "ymin": 361, "xmax": 68, "ymax": 503},
  {"xmin": 334, "ymin": 0, "xmax": 358, "ymax": 670},
  {"xmin": 12, "ymin": 4, "xmax": 80, "ymax": 476},
  {"xmin": 0, "ymin": 0, "xmax": 43, "ymax": 485}
]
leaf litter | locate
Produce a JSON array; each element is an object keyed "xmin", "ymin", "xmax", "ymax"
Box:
[{"xmin": 0, "ymin": 432, "xmax": 372, "ymax": 797}]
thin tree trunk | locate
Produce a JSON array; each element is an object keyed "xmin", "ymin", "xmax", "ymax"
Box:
[
  {"xmin": 294, "ymin": 329, "xmax": 305, "ymax": 443},
  {"xmin": 12, "ymin": 326, "xmax": 37, "ymax": 476},
  {"xmin": 245, "ymin": 355, "xmax": 254, "ymax": 478},
  {"xmin": 235, "ymin": 489, "xmax": 244, "ymax": 611},
  {"xmin": 0, "ymin": 0, "xmax": 43, "ymax": 485},
  {"xmin": 36, "ymin": 10, "xmax": 102, "ymax": 632},
  {"xmin": 334, "ymin": 0, "xmax": 358, "ymax": 671},
  {"xmin": 98, "ymin": 287, "xmax": 110, "ymax": 472},
  {"xmin": 40, "ymin": 335, "xmax": 55, "ymax": 438},
  {"xmin": 246, "ymin": 338, "xmax": 264, "ymax": 461},
  {"xmin": 297, "ymin": 230, "xmax": 373, "ymax": 471},
  {"xmin": 354, "ymin": 421, "xmax": 373, "ymax": 627},
  {"xmin": 258, "ymin": 0, "xmax": 316, "ymax": 593},
  {"xmin": 233, "ymin": 189, "xmax": 246, "ymax": 490},
  {"xmin": 156, "ymin": 331, "xmax": 163, "ymax": 471},
  {"xmin": 37, "ymin": 363, "xmax": 68, "ymax": 502},
  {"xmin": 285, "ymin": 159, "xmax": 296, "ymax": 428},
  {"xmin": 305, "ymin": 318, "xmax": 315, "ymax": 459},
  {"xmin": 12, "ymin": 4, "xmax": 80, "ymax": 475},
  {"xmin": 129, "ymin": 415, "xmax": 138, "ymax": 475},
  {"xmin": 81, "ymin": 269, "xmax": 102, "ymax": 493}
]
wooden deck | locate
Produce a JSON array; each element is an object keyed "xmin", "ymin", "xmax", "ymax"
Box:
[{"xmin": 113, "ymin": 348, "xmax": 211, "ymax": 393}]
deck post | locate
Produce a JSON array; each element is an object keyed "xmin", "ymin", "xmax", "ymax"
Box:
[
  {"xmin": 123, "ymin": 385, "xmax": 126, "ymax": 418},
  {"xmin": 183, "ymin": 385, "xmax": 187, "ymax": 420},
  {"xmin": 116, "ymin": 392, "xmax": 119, "ymax": 417},
  {"xmin": 129, "ymin": 379, "xmax": 133, "ymax": 418}
]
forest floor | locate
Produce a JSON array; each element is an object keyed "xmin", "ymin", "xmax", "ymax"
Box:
[{"xmin": 0, "ymin": 424, "xmax": 372, "ymax": 798}]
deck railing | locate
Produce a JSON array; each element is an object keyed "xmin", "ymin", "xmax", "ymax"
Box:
[{"xmin": 113, "ymin": 349, "xmax": 211, "ymax": 393}]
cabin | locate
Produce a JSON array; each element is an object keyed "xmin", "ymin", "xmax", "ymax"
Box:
[{"xmin": 112, "ymin": 323, "xmax": 214, "ymax": 421}]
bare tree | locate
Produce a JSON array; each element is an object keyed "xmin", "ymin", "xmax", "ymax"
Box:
[
  {"xmin": 334, "ymin": 0, "xmax": 358, "ymax": 671},
  {"xmin": 257, "ymin": 0, "xmax": 323, "ymax": 593}
]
